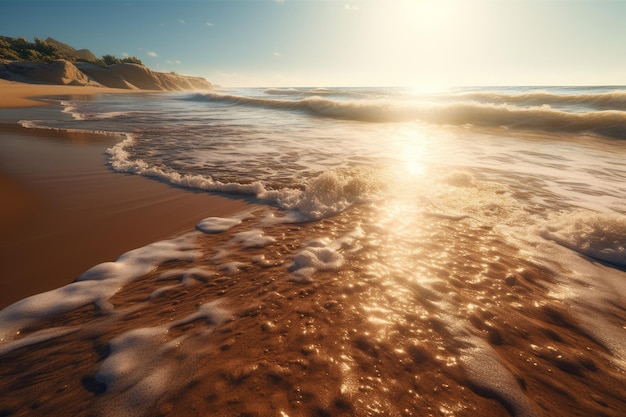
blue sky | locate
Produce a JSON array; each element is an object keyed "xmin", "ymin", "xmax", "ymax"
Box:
[{"xmin": 2, "ymin": 0, "xmax": 626, "ymax": 87}]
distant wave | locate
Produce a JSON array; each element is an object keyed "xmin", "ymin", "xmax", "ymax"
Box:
[
  {"xmin": 192, "ymin": 92, "xmax": 626, "ymax": 139},
  {"xmin": 456, "ymin": 90, "xmax": 626, "ymax": 111},
  {"xmin": 263, "ymin": 87, "xmax": 336, "ymax": 96},
  {"xmin": 424, "ymin": 102, "xmax": 626, "ymax": 139}
]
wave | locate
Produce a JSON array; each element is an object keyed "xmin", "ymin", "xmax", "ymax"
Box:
[
  {"xmin": 192, "ymin": 92, "xmax": 626, "ymax": 139},
  {"xmin": 456, "ymin": 90, "xmax": 626, "ymax": 111},
  {"xmin": 107, "ymin": 134, "xmax": 380, "ymax": 220},
  {"xmin": 263, "ymin": 87, "xmax": 336, "ymax": 96},
  {"xmin": 60, "ymin": 100, "xmax": 85, "ymax": 120},
  {"xmin": 18, "ymin": 119, "xmax": 130, "ymax": 138}
]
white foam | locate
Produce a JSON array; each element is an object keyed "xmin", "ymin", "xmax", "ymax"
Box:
[
  {"xmin": 289, "ymin": 227, "xmax": 363, "ymax": 281},
  {"xmin": 61, "ymin": 100, "xmax": 86, "ymax": 120},
  {"xmin": 156, "ymin": 267, "xmax": 216, "ymax": 288},
  {"xmin": 18, "ymin": 118, "xmax": 129, "ymax": 138},
  {"xmin": 231, "ymin": 229, "xmax": 276, "ymax": 248},
  {"xmin": 107, "ymin": 126, "xmax": 379, "ymax": 222},
  {"xmin": 220, "ymin": 262, "xmax": 248, "ymax": 275},
  {"xmin": 541, "ymin": 211, "xmax": 626, "ymax": 267},
  {"xmin": 0, "ymin": 326, "xmax": 78, "ymax": 356},
  {"xmin": 196, "ymin": 217, "xmax": 242, "ymax": 233},
  {"xmin": 95, "ymin": 300, "xmax": 230, "ymax": 417},
  {"xmin": 107, "ymin": 134, "xmax": 267, "ymax": 198},
  {"xmin": 0, "ymin": 233, "xmax": 200, "ymax": 345},
  {"xmin": 271, "ymin": 170, "xmax": 380, "ymax": 220}
]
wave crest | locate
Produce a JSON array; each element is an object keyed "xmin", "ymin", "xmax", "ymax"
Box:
[
  {"xmin": 192, "ymin": 92, "xmax": 626, "ymax": 138},
  {"xmin": 457, "ymin": 90, "xmax": 626, "ymax": 111}
]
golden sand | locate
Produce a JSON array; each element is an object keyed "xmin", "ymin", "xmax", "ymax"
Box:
[
  {"xmin": 0, "ymin": 81, "xmax": 624, "ymax": 417},
  {"xmin": 0, "ymin": 82, "xmax": 250, "ymax": 307},
  {"xmin": 0, "ymin": 79, "xmax": 141, "ymax": 108},
  {"xmin": 0, "ymin": 206, "xmax": 625, "ymax": 416}
]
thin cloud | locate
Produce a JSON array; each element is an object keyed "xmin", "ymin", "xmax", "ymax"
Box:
[
  {"xmin": 345, "ymin": 4, "xmax": 359, "ymax": 11},
  {"xmin": 274, "ymin": 0, "xmax": 285, "ymax": 3},
  {"xmin": 273, "ymin": 52, "xmax": 282, "ymax": 57},
  {"xmin": 166, "ymin": 59, "xmax": 182, "ymax": 65},
  {"xmin": 206, "ymin": 21, "xmax": 214, "ymax": 27},
  {"xmin": 147, "ymin": 51, "xmax": 158, "ymax": 58},
  {"xmin": 178, "ymin": 18, "xmax": 186, "ymax": 24}
]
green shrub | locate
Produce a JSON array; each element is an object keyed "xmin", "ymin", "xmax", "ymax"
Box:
[{"xmin": 0, "ymin": 36, "xmax": 143, "ymax": 66}]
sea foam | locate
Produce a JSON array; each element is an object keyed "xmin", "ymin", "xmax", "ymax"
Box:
[
  {"xmin": 0, "ymin": 233, "xmax": 201, "ymax": 346},
  {"xmin": 541, "ymin": 211, "xmax": 626, "ymax": 267}
]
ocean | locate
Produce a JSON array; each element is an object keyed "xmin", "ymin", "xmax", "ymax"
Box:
[{"xmin": 1, "ymin": 86, "xmax": 626, "ymax": 416}]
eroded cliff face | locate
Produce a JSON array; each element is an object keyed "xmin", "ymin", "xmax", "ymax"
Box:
[{"xmin": 0, "ymin": 59, "xmax": 212, "ymax": 91}]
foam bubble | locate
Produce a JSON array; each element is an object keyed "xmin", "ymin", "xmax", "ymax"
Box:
[
  {"xmin": 196, "ymin": 217, "xmax": 242, "ymax": 233},
  {"xmin": 231, "ymin": 229, "xmax": 276, "ymax": 248},
  {"xmin": 293, "ymin": 247, "xmax": 343, "ymax": 270},
  {"xmin": 94, "ymin": 301, "xmax": 230, "ymax": 417},
  {"xmin": 289, "ymin": 228, "xmax": 363, "ymax": 280}
]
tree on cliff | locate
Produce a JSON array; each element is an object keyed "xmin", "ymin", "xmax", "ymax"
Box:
[{"xmin": 98, "ymin": 54, "xmax": 143, "ymax": 66}]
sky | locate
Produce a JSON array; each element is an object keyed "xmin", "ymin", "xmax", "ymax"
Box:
[{"xmin": 1, "ymin": 0, "xmax": 626, "ymax": 87}]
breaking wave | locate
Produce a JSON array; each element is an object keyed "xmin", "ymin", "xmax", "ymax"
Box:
[
  {"xmin": 107, "ymin": 134, "xmax": 381, "ymax": 221},
  {"xmin": 192, "ymin": 91, "xmax": 626, "ymax": 139},
  {"xmin": 456, "ymin": 90, "xmax": 626, "ymax": 111}
]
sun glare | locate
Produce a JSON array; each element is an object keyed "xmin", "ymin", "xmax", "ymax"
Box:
[
  {"xmin": 407, "ymin": 0, "xmax": 452, "ymax": 33},
  {"xmin": 359, "ymin": 0, "xmax": 468, "ymax": 87}
]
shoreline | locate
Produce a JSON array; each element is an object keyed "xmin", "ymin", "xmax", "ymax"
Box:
[
  {"xmin": 0, "ymin": 81, "xmax": 251, "ymax": 309},
  {"xmin": 0, "ymin": 79, "xmax": 148, "ymax": 108}
]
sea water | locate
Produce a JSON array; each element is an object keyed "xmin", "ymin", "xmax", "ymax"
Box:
[{"xmin": 2, "ymin": 86, "xmax": 626, "ymax": 416}]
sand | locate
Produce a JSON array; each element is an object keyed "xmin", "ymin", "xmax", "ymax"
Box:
[
  {"xmin": 1, "ymin": 81, "xmax": 625, "ymax": 417},
  {"xmin": 1, "ymin": 203, "xmax": 625, "ymax": 417},
  {"xmin": 0, "ymin": 81, "xmax": 251, "ymax": 308},
  {"xmin": 0, "ymin": 79, "xmax": 138, "ymax": 108}
]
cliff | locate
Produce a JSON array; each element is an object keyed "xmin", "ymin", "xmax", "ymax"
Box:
[{"xmin": 0, "ymin": 59, "xmax": 212, "ymax": 91}]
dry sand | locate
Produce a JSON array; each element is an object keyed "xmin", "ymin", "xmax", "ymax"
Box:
[
  {"xmin": 0, "ymin": 81, "xmax": 251, "ymax": 308},
  {"xmin": 0, "ymin": 79, "xmax": 136, "ymax": 108}
]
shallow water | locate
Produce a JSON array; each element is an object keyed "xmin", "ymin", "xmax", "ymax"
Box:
[{"xmin": 1, "ymin": 86, "xmax": 626, "ymax": 416}]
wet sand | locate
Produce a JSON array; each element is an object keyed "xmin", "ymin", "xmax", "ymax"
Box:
[
  {"xmin": 1, "ymin": 81, "xmax": 625, "ymax": 417},
  {"xmin": 0, "ymin": 83, "xmax": 251, "ymax": 308},
  {"xmin": 0, "ymin": 79, "xmax": 134, "ymax": 108},
  {"xmin": 1, "ymin": 205, "xmax": 625, "ymax": 417}
]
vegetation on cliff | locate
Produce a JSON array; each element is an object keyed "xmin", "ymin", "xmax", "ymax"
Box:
[{"xmin": 0, "ymin": 36, "xmax": 143, "ymax": 67}]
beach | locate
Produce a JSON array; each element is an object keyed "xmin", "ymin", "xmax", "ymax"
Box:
[
  {"xmin": 0, "ymin": 83, "xmax": 625, "ymax": 417},
  {"xmin": 0, "ymin": 80, "xmax": 250, "ymax": 308}
]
